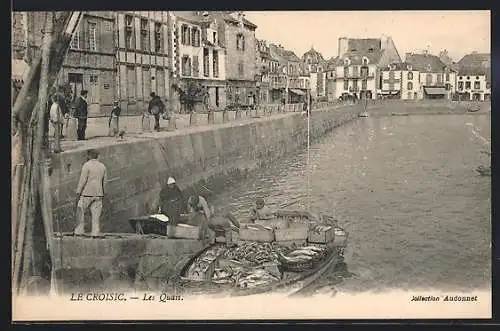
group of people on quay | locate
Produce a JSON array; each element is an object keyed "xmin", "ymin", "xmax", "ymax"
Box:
[{"xmin": 73, "ymin": 148, "xmax": 275, "ymax": 243}]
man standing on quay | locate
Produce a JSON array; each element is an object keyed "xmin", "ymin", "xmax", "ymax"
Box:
[
  {"xmin": 74, "ymin": 90, "xmax": 89, "ymax": 140},
  {"xmin": 74, "ymin": 149, "xmax": 107, "ymax": 237}
]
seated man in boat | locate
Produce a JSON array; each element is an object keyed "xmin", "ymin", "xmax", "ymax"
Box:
[
  {"xmin": 158, "ymin": 176, "xmax": 184, "ymax": 225},
  {"xmin": 248, "ymin": 198, "xmax": 275, "ymax": 222}
]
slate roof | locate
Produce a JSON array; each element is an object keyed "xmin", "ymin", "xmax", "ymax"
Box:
[
  {"xmin": 336, "ymin": 49, "xmax": 384, "ymax": 66},
  {"xmin": 456, "ymin": 53, "xmax": 491, "ymax": 82},
  {"xmin": 346, "ymin": 38, "xmax": 381, "ymax": 53},
  {"xmin": 302, "ymin": 47, "xmax": 325, "ymax": 64},
  {"xmin": 404, "ymin": 53, "xmax": 447, "ymax": 72},
  {"xmin": 381, "ymin": 62, "xmax": 406, "ymax": 70}
]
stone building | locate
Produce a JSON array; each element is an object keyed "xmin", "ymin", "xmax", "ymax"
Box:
[
  {"xmin": 456, "ymin": 52, "xmax": 491, "ymax": 101},
  {"xmin": 115, "ymin": 11, "xmax": 171, "ymax": 115},
  {"xmin": 211, "ymin": 11, "xmax": 257, "ymax": 107},
  {"xmin": 324, "ymin": 58, "xmax": 337, "ymax": 102},
  {"xmin": 255, "ymin": 39, "xmax": 271, "ymax": 104},
  {"xmin": 270, "ymin": 43, "xmax": 306, "ymax": 103},
  {"xmin": 12, "ymin": 11, "xmax": 117, "ymax": 116},
  {"xmin": 379, "ymin": 63, "xmax": 405, "ymax": 99},
  {"xmin": 333, "ymin": 36, "xmax": 402, "ymax": 100},
  {"xmin": 302, "ymin": 46, "xmax": 327, "ymax": 100},
  {"xmin": 403, "ymin": 52, "xmax": 456, "ymax": 100},
  {"xmin": 170, "ymin": 11, "xmax": 227, "ymax": 111}
]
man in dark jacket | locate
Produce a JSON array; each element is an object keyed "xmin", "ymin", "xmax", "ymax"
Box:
[
  {"xmin": 148, "ymin": 92, "xmax": 165, "ymax": 132},
  {"xmin": 74, "ymin": 90, "xmax": 89, "ymax": 140},
  {"xmin": 158, "ymin": 177, "xmax": 184, "ymax": 225}
]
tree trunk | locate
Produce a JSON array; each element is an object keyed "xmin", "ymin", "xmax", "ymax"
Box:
[{"xmin": 15, "ymin": 12, "xmax": 54, "ymax": 295}]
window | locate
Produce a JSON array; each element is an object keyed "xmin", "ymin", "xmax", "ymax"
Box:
[
  {"xmin": 426, "ymin": 73, "xmax": 432, "ymax": 85},
  {"xmin": 474, "ymin": 81, "xmax": 480, "ymax": 90},
  {"xmin": 459, "ymin": 76, "xmax": 463, "ymax": 80},
  {"xmin": 213, "ymin": 31, "xmax": 217, "ymax": 44},
  {"xmin": 407, "ymin": 82, "xmax": 413, "ymax": 90},
  {"xmin": 140, "ymin": 19, "xmax": 149, "ymax": 52},
  {"xmin": 353, "ymin": 79, "xmax": 358, "ymax": 90},
  {"xmin": 362, "ymin": 58, "xmax": 368, "ymax": 65},
  {"xmin": 436, "ymin": 74, "xmax": 443, "ymax": 85},
  {"xmin": 458, "ymin": 81, "xmax": 464, "ymax": 89},
  {"xmin": 154, "ymin": 23, "xmax": 162, "ymax": 53},
  {"xmin": 70, "ymin": 30, "xmax": 80, "ymax": 49},
  {"xmin": 352, "ymin": 66, "xmax": 359, "ymax": 77},
  {"xmin": 445, "ymin": 73, "xmax": 450, "ymax": 81},
  {"xmin": 343, "ymin": 66, "xmax": 348, "ymax": 77},
  {"xmin": 343, "ymin": 59, "xmax": 349, "ymax": 66},
  {"xmin": 181, "ymin": 25, "xmax": 189, "ymax": 45},
  {"xmin": 407, "ymin": 72, "xmax": 413, "ymax": 80},
  {"xmin": 203, "ymin": 48, "xmax": 209, "ymax": 77},
  {"xmin": 182, "ymin": 55, "xmax": 191, "ymax": 76},
  {"xmin": 361, "ymin": 79, "xmax": 367, "ymax": 90},
  {"xmin": 213, "ymin": 50, "xmax": 219, "ymax": 78},
  {"xmin": 476, "ymin": 76, "xmax": 479, "ymax": 80},
  {"xmin": 466, "ymin": 76, "xmax": 470, "ymax": 80},
  {"xmin": 361, "ymin": 66, "xmax": 368, "ymax": 77},
  {"xmin": 238, "ymin": 61, "xmax": 244, "ymax": 76},
  {"xmin": 486, "ymin": 82, "xmax": 491, "ymax": 89},
  {"xmin": 90, "ymin": 75, "xmax": 98, "ymax": 83},
  {"xmin": 343, "ymin": 79, "xmax": 348, "ymax": 90},
  {"xmin": 465, "ymin": 81, "xmax": 471, "ymax": 89},
  {"xmin": 192, "ymin": 56, "xmax": 199, "ymax": 77},
  {"xmin": 445, "ymin": 83, "xmax": 451, "ymax": 91},
  {"xmin": 236, "ymin": 34, "xmax": 245, "ymax": 51},
  {"xmin": 125, "ymin": 15, "xmax": 134, "ymax": 50},
  {"xmin": 88, "ymin": 22, "xmax": 97, "ymax": 51},
  {"xmin": 191, "ymin": 28, "xmax": 200, "ymax": 47}
]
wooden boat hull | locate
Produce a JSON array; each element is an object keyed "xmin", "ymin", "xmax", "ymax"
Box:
[{"xmin": 176, "ymin": 244, "xmax": 344, "ymax": 297}]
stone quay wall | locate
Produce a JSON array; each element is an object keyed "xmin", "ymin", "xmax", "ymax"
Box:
[{"xmin": 49, "ymin": 105, "xmax": 362, "ymax": 234}]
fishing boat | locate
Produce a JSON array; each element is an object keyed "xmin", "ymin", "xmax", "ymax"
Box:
[{"xmin": 171, "ymin": 210, "xmax": 349, "ymax": 297}]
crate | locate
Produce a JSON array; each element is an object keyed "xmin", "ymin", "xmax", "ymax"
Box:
[
  {"xmin": 332, "ymin": 227, "xmax": 348, "ymax": 247},
  {"xmin": 255, "ymin": 218, "xmax": 290, "ymax": 229},
  {"xmin": 239, "ymin": 225, "xmax": 275, "ymax": 243},
  {"xmin": 308, "ymin": 225, "xmax": 334, "ymax": 244},
  {"xmin": 215, "ymin": 229, "xmax": 239, "ymax": 245},
  {"xmin": 275, "ymin": 224, "xmax": 309, "ymax": 242},
  {"xmin": 167, "ymin": 224, "xmax": 200, "ymax": 240}
]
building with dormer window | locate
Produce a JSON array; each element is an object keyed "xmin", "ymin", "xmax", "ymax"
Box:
[
  {"xmin": 455, "ymin": 52, "xmax": 490, "ymax": 101},
  {"xmin": 302, "ymin": 46, "xmax": 327, "ymax": 100},
  {"xmin": 333, "ymin": 36, "xmax": 401, "ymax": 100},
  {"xmin": 403, "ymin": 52, "xmax": 456, "ymax": 100}
]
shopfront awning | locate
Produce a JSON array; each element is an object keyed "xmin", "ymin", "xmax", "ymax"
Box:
[
  {"xmin": 289, "ymin": 88, "xmax": 305, "ymax": 96},
  {"xmin": 11, "ymin": 59, "xmax": 30, "ymax": 83},
  {"xmin": 424, "ymin": 87, "xmax": 446, "ymax": 95}
]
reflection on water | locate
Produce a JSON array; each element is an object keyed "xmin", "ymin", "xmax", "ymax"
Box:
[{"xmin": 211, "ymin": 114, "xmax": 491, "ymax": 293}]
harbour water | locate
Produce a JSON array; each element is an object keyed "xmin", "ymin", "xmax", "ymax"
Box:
[{"xmin": 211, "ymin": 114, "xmax": 491, "ymax": 294}]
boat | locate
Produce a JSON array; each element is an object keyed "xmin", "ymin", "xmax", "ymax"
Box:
[
  {"xmin": 358, "ymin": 112, "xmax": 369, "ymax": 118},
  {"xmin": 171, "ymin": 210, "xmax": 349, "ymax": 297}
]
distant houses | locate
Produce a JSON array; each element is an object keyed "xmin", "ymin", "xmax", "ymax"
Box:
[{"xmin": 12, "ymin": 11, "xmax": 491, "ymax": 113}]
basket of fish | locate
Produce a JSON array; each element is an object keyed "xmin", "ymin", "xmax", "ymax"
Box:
[
  {"xmin": 277, "ymin": 245, "xmax": 330, "ymax": 272},
  {"xmin": 222, "ymin": 242, "xmax": 284, "ymax": 266},
  {"xmin": 332, "ymin": 227, "xmax": 348, "ymax": 247},
  {"xmin": 235, "ymin": 269, "xmax": 281, "ymax": 289}
]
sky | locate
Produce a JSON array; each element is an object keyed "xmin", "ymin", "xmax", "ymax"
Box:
[{"xmin": 244, "ymin": 11, "xmax": 490, "ymax": 62}]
